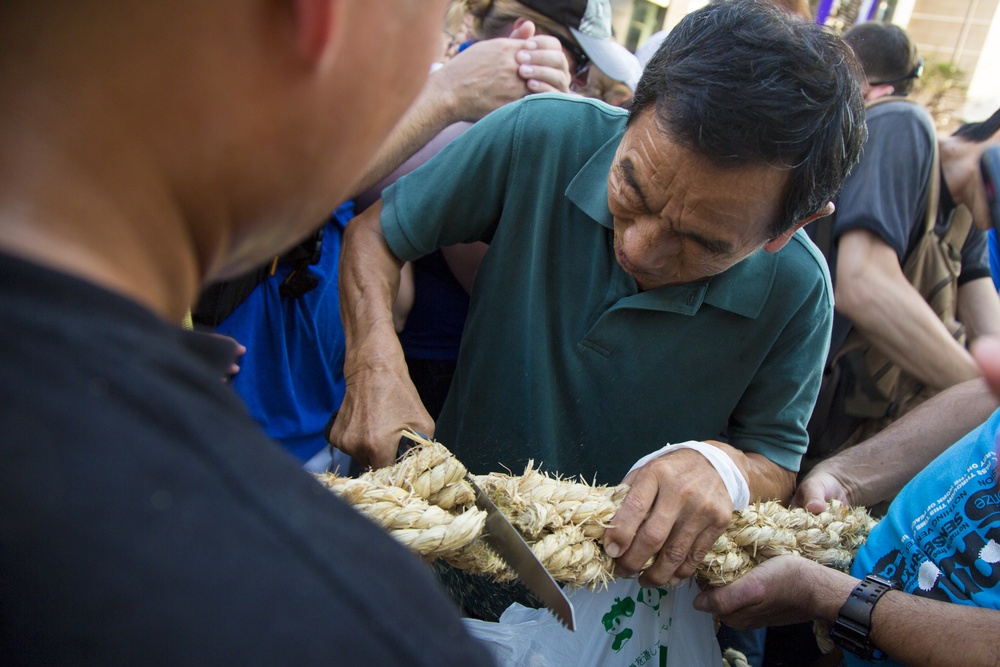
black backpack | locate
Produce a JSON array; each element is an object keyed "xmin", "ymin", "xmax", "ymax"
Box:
[{"xmin": 192, "ymin": 227, "xmax": 324, "ymax": 328}]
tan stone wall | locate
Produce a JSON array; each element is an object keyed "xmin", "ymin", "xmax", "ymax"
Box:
[
  {"xmin": 907, "ymin": 0, "xmax": 997, "ymax": 72},
  {"xmin": 902, "ymin": 0, "xmax": 997, "ymax": 127}
]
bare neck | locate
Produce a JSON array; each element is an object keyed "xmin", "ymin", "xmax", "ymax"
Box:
[
  {"xmin": 939, "ymin": 134, "xmax": 977, "ymax": 212},
  {"xmin": 0, "ymin": 119, "xmax": 207, "ymax": 323}
]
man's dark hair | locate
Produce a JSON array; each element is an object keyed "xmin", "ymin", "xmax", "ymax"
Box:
[
  {"xmin": 844, "ymin": 22, "xmax": 921, "ymax": 96},
  {"xmin": 953, "ymin": 107, "xmax": 1000, "ymax": 142},
  {"xmin": 629, "ymin": 0, "xmax": 866, "ymax": 238}
]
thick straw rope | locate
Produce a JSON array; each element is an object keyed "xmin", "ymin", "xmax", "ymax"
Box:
[{"xmin": 316, "ymin": 432, "xmax": 876, "ymax": 592}]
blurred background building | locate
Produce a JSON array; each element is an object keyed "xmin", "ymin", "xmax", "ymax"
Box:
[{"xmin": 610, "ymin": 0, "xmax": 1000, "ymax": 128}]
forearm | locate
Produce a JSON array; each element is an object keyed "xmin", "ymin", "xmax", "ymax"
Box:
[
  {"xmin": 333, "ymin": 201, "xmax": 436, "ymax": 467},
  {"xmin": 870, "ymin": 593, "xmax": 1000, "ymax": 666},
  {"xmin": 391, "ymin": 261, "xmax": 414, "ymax": 333},
  {"xmin": 350, "ymin": 82, "xmax": 458, "ymax": 198},
  {"xmin": 958, "ymin": 277, "xmax": 1000, "ymax": 342},
  {"xmin": 808, "ymin": 377, "xmax": 998, "ymax": 506},
  {"xmin": 697, "ymin": 555, "xmax": 1000, "ymax": 666},
  {"xmin": 350, "ymin": 34, "xmax": 568, "ymax": 199},
  {"xmin": 840, "ymin": 282, "xmax": 977, "ymax": 389},
  {"xmin": 705, "ymin": 440, "xmax": 795, "ymax": 504},
  {"xmin": 838, "ymin": 273, "xmax": 977, "ymax": 391},
  {"xmin": 340, "ymin": 202, "xmax": 408, "ymax": 378},
  {"xmin": 789, "ymin": 566, "xmax": 1000, "ymax": 666}
]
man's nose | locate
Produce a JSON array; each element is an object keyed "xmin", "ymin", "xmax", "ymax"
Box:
[{"xmin": 622, "ymin": 220, "xmax": 673, "ymax": 268}]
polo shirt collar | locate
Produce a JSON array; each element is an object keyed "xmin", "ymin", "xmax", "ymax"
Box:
[
  {"xmin": 564, "ymin": 128, "xmax": 774, "ymax": 321},
  {"xmin": 565, "ymin": 130, "xmax": 619, "ymax": 230},
  {"xmin": 609, "ymin": 252, "xmax": 772, "ymax": 319}
]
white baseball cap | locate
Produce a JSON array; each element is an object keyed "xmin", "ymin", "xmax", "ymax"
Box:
[{"xmin": 519, "ymin": 0, "xmax": 643, "ymax": 90}]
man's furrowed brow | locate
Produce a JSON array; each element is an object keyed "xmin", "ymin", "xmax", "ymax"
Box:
[{"xmin": 619, "ymin": 158, "xmax": 648, "ymax": 205}]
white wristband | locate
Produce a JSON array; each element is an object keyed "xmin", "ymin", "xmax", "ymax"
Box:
[{"xmin": 627, "ymin": 440, "xmax": 751, "ymax": 511}]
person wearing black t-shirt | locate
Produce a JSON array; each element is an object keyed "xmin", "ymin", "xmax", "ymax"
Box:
[{"xmin": 0, "ymin": 1, "xmax": 494, "ymax": 664}]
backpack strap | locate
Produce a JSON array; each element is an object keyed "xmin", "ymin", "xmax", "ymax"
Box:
[
  {"xmin": 816, "ymin": 96, "xmax": 935, "ymax": 365},
  {"xmin": 941, "ymin": 203, "xmax": 973, "ymax": 250},
  {"xmin": 921, "ymin": 119, "xmax": 941, "ymax": 239}
]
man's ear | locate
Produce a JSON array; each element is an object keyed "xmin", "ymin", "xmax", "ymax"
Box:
[
  {"xmin": 865, "ymin": 83, "xmax": 897, "ymax": 104},
  {"xmin": 293, "ymin": 0, "xmax": 335, "ymax": 63},
  {"xmin": 763, "ymin": 202, "xmax": 835, "ymax": 253}
]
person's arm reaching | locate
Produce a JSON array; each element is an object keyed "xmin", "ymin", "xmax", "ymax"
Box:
[
  {"xmin": 693, "ymin": 555, "xmax": 1000, "ymax": 667},
  {"xmin": 958, "ymin": 276, "xmax": 1000, "ymax": 342},
  {"xmin": 835, "ymin": 228, "xmax": 980, "ymax": 390},
  {"xmin": 331, "ymin": 201, "xmax": 434, "ymax": 469},
  {"xmin": 350, "ymin": 23, "xmax": 569, "ymax": 197},
  {"xmin": 795, "ymin": 376, "xmax": 999, "ymax": 511},
  {"xmin": 694, "ymin": 336, "xmax": 1000, "ymax": 667}
]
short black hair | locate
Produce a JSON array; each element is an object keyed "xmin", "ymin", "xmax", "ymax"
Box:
[
  {"xmin": 629, "ymin": 0, "xmax": 866, "ymax": 238},
  {"xmin": 953, "ymin": 107, "xmax": 1000, "ymax": 142},
  {"xmin": 844, "ymin": 22, "xmax": 921, "ymax": 96}
]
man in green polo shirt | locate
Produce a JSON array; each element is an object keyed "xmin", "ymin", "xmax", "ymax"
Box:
[{"xmin": 332, "ymin": 0, "xmax": 866, "ymax": 595}]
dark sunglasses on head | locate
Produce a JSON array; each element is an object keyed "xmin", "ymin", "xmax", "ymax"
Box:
[
  {"xmin": 552, "ymin": 33, "xmax": 591, "ymax": 77},
  {"xmin": 869, "ymin": 57, "xmax": 924, "ymax": 86}
]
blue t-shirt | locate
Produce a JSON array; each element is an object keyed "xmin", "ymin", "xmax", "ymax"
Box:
[
  {"xmin": 988, "ymin": 228, "xmax": 1000, "ymax": 291},
  {"xmin": 215, "ymin": 204, "xmax": 351, "ymax": 462},
  {"xmin": 847, "ymin": 408, "xmax": 1000, "ymax": 665}
]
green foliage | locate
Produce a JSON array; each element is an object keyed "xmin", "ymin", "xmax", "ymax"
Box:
[{"xmin": 913, "ymin": 59, "xmax": 968, "ymax": 130}]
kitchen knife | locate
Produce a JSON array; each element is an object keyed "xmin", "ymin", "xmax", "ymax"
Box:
[
  {"xmin": 465, "ymin": 473, "xmax": 576, "ymax": 631},
  {"xmin": 398, "ymin": 430, "xmax": 575, "ymax": 630}
]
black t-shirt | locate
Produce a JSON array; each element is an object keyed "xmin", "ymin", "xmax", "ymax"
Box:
[
  {"xmin": 0, "ymin": 252, "xmax": 493, "ymax": 665},
  {"xmin": 821, "ymin": 101, "xmax": 990, "ymax": 355},
  {"xmin": 829, "ymin": 100, "xmax": 989, "ymax": 284}
]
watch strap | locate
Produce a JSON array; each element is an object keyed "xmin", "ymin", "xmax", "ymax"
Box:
[{"xmin": 830, "ymin": 574, "xmax": 898, "ymax": 661}]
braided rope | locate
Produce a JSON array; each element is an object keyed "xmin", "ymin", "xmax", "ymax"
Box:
[
  {"xmin": 722, "ymin": 648, "xmax": 751, "ymax": 667},
  {"xmin": 316, "ymin": 433, "xmax": 876, "ymax": 592}
]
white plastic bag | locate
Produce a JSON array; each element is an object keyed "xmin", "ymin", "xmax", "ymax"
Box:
[{"xmin": 463, "ymin": 578, "xmax": 721, "ymax": 667}]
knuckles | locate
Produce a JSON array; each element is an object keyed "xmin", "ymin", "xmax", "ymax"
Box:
[{"xmin": 658, "ymin": 543, "xmax": 691, "ymax": 567}]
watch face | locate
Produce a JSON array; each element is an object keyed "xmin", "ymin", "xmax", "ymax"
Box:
[{"xmin": 865, "ymin": 573, "xmax": 900, "ymax": 592}]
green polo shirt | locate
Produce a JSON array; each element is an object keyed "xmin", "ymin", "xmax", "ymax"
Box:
[{"xmin": 382, "ymin": 94, "xmax": 832, "ymax": 483}]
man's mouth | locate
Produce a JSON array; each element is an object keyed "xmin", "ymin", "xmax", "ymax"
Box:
[{"xmin": 615, "ymin": 244, "xmax": 640, "ymax": 275}]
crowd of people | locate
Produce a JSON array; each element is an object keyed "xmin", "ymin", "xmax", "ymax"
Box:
[{"xmin": 2, "ymin": 0, "xmax": 999, "ymax": 665}]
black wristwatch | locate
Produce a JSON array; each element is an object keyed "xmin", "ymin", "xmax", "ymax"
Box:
[{"xmin": 829, "ymin": 573, "xmax": 899, "ymax": 661}]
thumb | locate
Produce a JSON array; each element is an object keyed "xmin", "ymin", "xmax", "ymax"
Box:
[
  {"xmin": 693, "ymin": 574, "xmax": 762, "ymax": 616},
  {"xmin": 793, "ymin": 474, "xmax": 843, "ymax": 514},
  {"xmin": 509, "ymin": 19, "xmax": 536, "ymax": 41},
  {"xmin": 803, "ymin": 496, "xmax": 829, "ymax": 514},
  {"xmin": 791, "ymin": 477, "xmax": 821, "ymax": 510}
]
